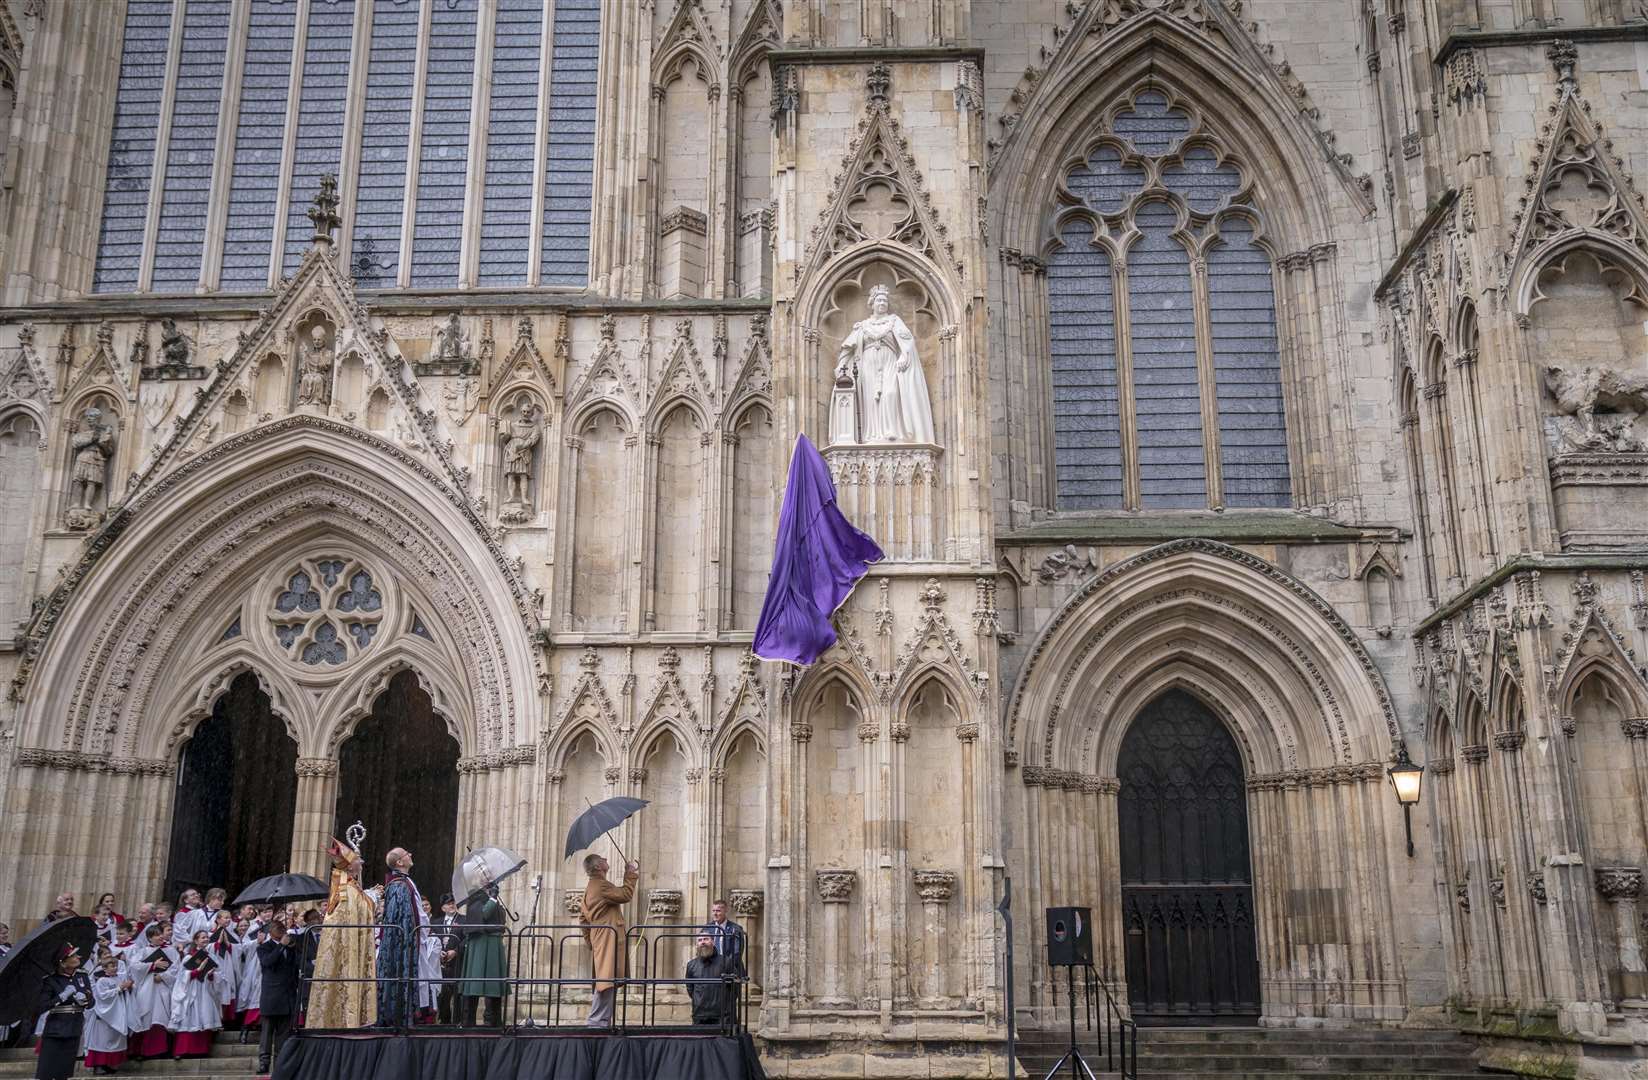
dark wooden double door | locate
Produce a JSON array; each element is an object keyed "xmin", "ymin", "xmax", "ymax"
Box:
[{"xmin": 1118, "ymin": 690, "xmax": 1260, "ymax": 1025}]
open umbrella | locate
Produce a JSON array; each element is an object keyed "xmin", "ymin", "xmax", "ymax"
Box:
[
  {"xmin": 451, "ymin": 846, "xmax": 527, "ymax": 910},
  {"xmin": 563, "ymin": 796, "xmax": 649, "ymax": 860},
  {"xmin": 0, "ymin": 916, "xmax": 98, "ymax": 1026},
  {"xmin": 230, "ymin": 873, "xmax": 330, "ymax": 908}
]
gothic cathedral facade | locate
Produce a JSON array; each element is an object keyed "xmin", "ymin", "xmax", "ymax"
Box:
[{"xmin": 2, "ymin": 0, "xmax": 1648, "ymax": 1075}]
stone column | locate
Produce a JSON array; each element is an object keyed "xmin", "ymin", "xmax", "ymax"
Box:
[
  {"xmin": 914, "ymin": 869, "xmax": 956, "ymax": 1005},
  {"xmin": 1596, "ymin": 867, "xmax": 1647, "ymax": 1000},
  {"xmin": 730, "ymin": 889, "xmax": 764, "ymax": 989},
  {"xmin": 648, "ymin": 889, "xmax": 685, "ymax": 993},
  {"xmin": 291, "ymin": 757, "xmax": 339, "ymax": 878},
  {"xmin": 815, "ymin": 869, "xmax": 857, "ymax": 1006}
]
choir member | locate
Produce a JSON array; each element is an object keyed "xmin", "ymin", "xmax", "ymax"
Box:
[
  {"xmin": 127, "ymin": 923, "xmax": 176, "ymax": 1061},
  {"xmin": 168, "ymin": 930, "xmax": 221, "ymax": 1059},
  {"xmin": 84, "ymin": 952, "xmax": 133, "ymax": 1075}
]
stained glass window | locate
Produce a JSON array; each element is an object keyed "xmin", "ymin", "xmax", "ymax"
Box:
[
  {"xmin": 351, "ymin": 0, "xmax": 418, "ymax": 287},
  {"xmin": 408, "ymin": 0, "xmax": 477, "ymax": 287},
  {"xmin": 283, "ymin": 0, "xmax": 356, "ymax": 274},
  {"xmin": 541, "ymin": 0, "xmax": 600, "ymax": 285},
  {"xmin": 221, "ymin": 0, "xmax": 297, "ymax": 290},
  {"xmin": 91, "ymin": 0, "xmax": 172, "ymax": 293},
  {"xmin": 152, "ymin": 0, "xmax": 231, "ymax": 290},
  {"xmin": 478, "ymin": 0, "xmax": 544, "ymax": 286}
]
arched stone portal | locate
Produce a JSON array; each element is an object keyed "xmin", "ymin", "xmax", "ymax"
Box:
[
  {"xmin": 336, "ymin": 670, "xmax": 460, "ymax": 902},
  {"xmin": 1117, "ymin": 689, "xmax": 1259, "ymax": 1024},
  {"xmin": 165, "ymin": 670, "xmax": 298, "ymax": 900}
]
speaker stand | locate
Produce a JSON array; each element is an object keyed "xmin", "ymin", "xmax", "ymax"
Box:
[{"xmin": 1040, "ymin": 965, "xmax": 1097, "ymax": 1080}]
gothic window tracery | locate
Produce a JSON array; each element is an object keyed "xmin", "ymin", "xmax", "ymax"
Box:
[
  {"xmin": 1045, "ymin": 88, "xmax": 1292, "ymax": 511},
  {"xmin": 268, "ymin": 557, "xmax": 384, "ymax": 667}
]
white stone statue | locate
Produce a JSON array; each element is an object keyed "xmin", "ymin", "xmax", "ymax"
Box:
[
  {"xmin": 499, "ymin": 402, "xmax": 543, "ymax": 519},
  {"xmin": 833, "ymin": 285, "xmax": 935, "ymax": 445},
  {"xmin": 69, "ymin": 407, "xmax": 114, "ymax": 511},
  {"xmin": 295, "ymin": 326, "xmax": 333, "ymax": 407}
]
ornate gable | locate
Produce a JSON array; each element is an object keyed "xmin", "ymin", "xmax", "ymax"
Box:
[
  {"xmin": 648, "ymin": 319, "xmax": 714, "ymax": 416},
  {"xmin": 553, "ymin": 647, "xmax": 621, "ymax": 734},
  {"xmin": 638, "ymin": 646, "xmax": 704, "ymax": 739},
  {"xmin": 716, "ymin": 650, "xmax": 768, "ymax": 733},
  {"xmin": 889, "ymin": 578, "xmax": 989, "ymax": 705},
  {"xmin": 1503, "ymin": 46, "xmax": 1648, "ymax": 289},
  {"xmin": 492, "ymin": 315, "xmax": 559, "ymax": 398},
  {"xmin": 801, "ymin": 69, "xmax": 961, "ymax": 283},
  {"xmin": 61, "ymin": 322, "xmax": 132, "ymax": 406},
  {"xmin": 725, "ymin": 315, "xmax": 773, "ymax": 411},
  {"xmin": 730, "ymin": 0, "xmax": 779, "ymax": 82},
  {"xmin": 127, "ymin": 216, "xmax": 467, "ymax": 502},
  {"xmin": 1550, "ymin": 573, "xmax": 1648, "ymax": 710},
  {"xmin": 0, "ymin": 324, "xmax": 50, "ymax": 406},
  {"xmin": 566, "ymin": 315, "xmax": 640, "ymax": 417},
  {"xmin": 654, "ymin": 0, "xmax": 720, "ymax": 72}
]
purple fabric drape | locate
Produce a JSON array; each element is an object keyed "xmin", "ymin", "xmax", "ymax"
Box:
[{"xmin": 752, "ymin": 435, "xmax": 884, "ymax": 665}]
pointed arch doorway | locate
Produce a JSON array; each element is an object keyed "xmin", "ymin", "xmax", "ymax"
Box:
[
  {"xmin": 335, "ymin": 670, "xmax": 461, "ymax": 901},
  {"xmin": 165, "ymin": 671, "xmax": 299, "ymax": 900},
  {"xmin": 1118, "ymin": 689, "xmax": 1260, "ymax": 1024}
]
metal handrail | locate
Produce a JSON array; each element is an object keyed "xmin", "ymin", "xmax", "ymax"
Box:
[{"xmin": 1085, "ymin": 967, "xmax": 1137, "ymax": 1080}]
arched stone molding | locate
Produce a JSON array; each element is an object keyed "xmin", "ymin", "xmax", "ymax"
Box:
[
  {"xmin": 1007, "ymin": 539, "xmax": 1399, "ymax": 771},
  {"xmin": 12, "ymin": 418, "xmax": 538, "ymax": 760},
  {"xmin": 1512, "ymin": 234, "xmax": 1648, "ymax": 319}
]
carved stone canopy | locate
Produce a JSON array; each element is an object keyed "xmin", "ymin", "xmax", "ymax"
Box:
[
  {"xmin": 913, "ymin": 868, "xmax": 956, "ymax": 904},
  {"xmin": 815, "ymin": 868, "xmax": 857, "ymax": 903},
  {"xmin": 729, "ymin": 889, "xmax": 764, "ymax": 917},
  {"xmin": 647, "ymin": 888, "xmax": 684, "ymax": 918},
  {"xmin": 1597, "ymin": 866, "xmax": 1644, "ymax": 902}
]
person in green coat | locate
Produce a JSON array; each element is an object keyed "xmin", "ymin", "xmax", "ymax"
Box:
[{"xmin": 458, "ymin": 887, "xmax": 507, "ymax": 1027}]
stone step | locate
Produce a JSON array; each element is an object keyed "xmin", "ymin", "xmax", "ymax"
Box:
[
  {"xmin": 0, "ymin": 1044, "xmax": 257, "ymax": 1063},
  {"xmin": 1084, "ymin": 1054, "xmax": 1482, "ymax": 1072},
  {"xmin": 0, "ymin": 1062, "xmax": 258, "ymax": 1078},
  {"xmin": 1084, "ymin": 1075, "xmax": 1491, "ymax": 1080},
  {"xmin": 1134, "ymin": 1029, "xmax": 1474, "ymax": 1043}
]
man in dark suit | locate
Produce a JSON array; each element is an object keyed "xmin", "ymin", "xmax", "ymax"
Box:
[
  {"xmin": 699, "ymin": 899, "xmax": 746, "ymax": 975},
  {"xmin": 257, "ymin": 918, "xmax": 302, "ymax": 1076},
  {"xmin": 434, "ymin": 893, "xmax": 465, "ymax": 1024}
]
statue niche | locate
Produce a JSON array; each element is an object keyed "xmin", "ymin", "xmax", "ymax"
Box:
[
  {"xmin": 496, "ymin": 392, "xmax": 545, "ymax": 525},
  {"xmin": 830, "ymin": 284, "xmax": 935, "ymax": 446},
  {"xmin": 292, "ymin": 314, "xmax": 337, "ymax": 410},
  {"xmin": 820, "ymin": 267, "xmax": 944, "ymax": 561}
]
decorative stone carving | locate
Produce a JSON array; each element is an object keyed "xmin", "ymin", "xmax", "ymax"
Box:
[
  {"xmin": 419, "ymin": 315, "xmax": 478, "ymax": 377},
  {"xmin": 497, "ymin": 399, "xmax": 543, "ymax": 524},
  {"xmin": 295, "ymin": 757, "xmax": 338, "ymax": 778},
  {"xmin": 729, "ymin": 890, "xmax": 763, "ymax": 918},
  {"xmin": 914, "ymin": 869, "xmax": 955, "ymax": 904},
  {"xmin": 142, "ymin": 317, "xmax": 206, "ymax": 381},
  {"xmin": 1528, "ymin": 872, "xmax": 1549, "ymax": 906},
  {"xmin": 563, "ymin": 890, "xmax": 584, "ymax": 918},
  {"xmin": 64, "ymin": 407, "xmax": 114, "ymax": 531},
  {"xmin": 1035, "ymin": 544, "xmax": 1097, "ymax": 585},
  {"xmin": 1598, "ymin": 867, "xmax": 1644, "ymax": 901},
  {"xmin": 815, "ymin": 868, "xmax": 857, "ymax": 903},
  {"xmin": 294, "ymin": 325, "xmax": 334, "ymax": 408},
  {"xmin": 647, "ymin": 889, "xmax": 683, "ymax": 919},
  {"xmin": 831, "ymin": 285, "xmax": 935, "ymax": 447},
  {"xmin": 1543, "ymin": 366, "xmax": 1648, "ymax": 454},
  {"xmin": 823, "ymin": 444, "xmax": 940, "ymax": 560}
]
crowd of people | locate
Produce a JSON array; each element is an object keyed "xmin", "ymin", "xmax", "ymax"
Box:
[{"xmin": 2, "ymin": 844, "xmax": 750, "ymax": 1078}]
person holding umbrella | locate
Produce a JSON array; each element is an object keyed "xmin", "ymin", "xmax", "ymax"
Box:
[
  {"xmin": 579, "ymin": 854, "xmax": 638, "ymax": 1028},
  {"xmin": 33, "ymin": 943, "xmax": 92, "ymax": 1080}
]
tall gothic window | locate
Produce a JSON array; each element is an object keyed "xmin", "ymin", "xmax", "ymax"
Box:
[
  {"xmin": 91, "ymin": 0, "xmax": 600, "ymax": 293},
  {"xmin": 1046, "ymin": 90, "xmax": 1292, "ymax": 511}
]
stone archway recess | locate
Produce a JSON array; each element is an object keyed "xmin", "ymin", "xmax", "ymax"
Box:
[
  {"xmin": 0, "ymin": 417, "xmax": 542, "ymax": 920},
  {"xmin": 1008, "ymin": 539, "xmax": 1406, "ymax": 1025}
]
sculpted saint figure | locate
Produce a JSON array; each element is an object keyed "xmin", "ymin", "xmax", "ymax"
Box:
[
  {"xmin": 833, "ymin": 285, "xmax": 935, "ymax": 444},
  {"xmin": 435, "ymin": 315, "xmax": 467, "ymax": 362},
  {"xmin": 501, "ymin": 402, "xmax": 542, "ymax": 508},
  {"xmin": 159, "ymin": 317, "xmax": 190, "ymax": 366},
  {"xmin": 70, "ymin": 408, "xmax": 114, "ymax": 510},
  {"xmin": 295, "ymin": 326, "xmax": 333, "ymax": 407}
]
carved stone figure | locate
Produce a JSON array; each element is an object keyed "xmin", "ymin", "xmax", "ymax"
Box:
[
  {"xmin": 1544, "ymin": 364, "xmax": 1648, "ymax": 453},
  {"xmin": 435, "ymin": 315, "xmax": 468, "ymax": 364},
  {"xmin": 498, "ymin": 402, "xmax": 543, "ymax": 523},
  {"xmin": 296, "ymin": 326, "xmax": 333, "ymax": 407},
  {"xmin": 65, "ymin": 407, "xmax": 114, "ymax": 528},
  {"xmin": 159, "ymin": 317, "xmax": 190, "ymax": 366},
  {"xmin": 833, "ymin": 285, "xmax": 935, "ymax": 445}
]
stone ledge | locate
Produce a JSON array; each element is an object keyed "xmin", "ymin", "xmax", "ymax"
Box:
[
  {"xmin": 1434, "ymin": 23, "xmax": 1648, "ymax": 66},
  {"xmin": 998, "ymin": 512, "xmax": 1384, "ymax": 546}
]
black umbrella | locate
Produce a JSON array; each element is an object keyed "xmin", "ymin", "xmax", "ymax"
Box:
[
  {"xmin": 231, "ymin": 873, "xmax": 330, "ymax": 908},
  {"xmin": 0, "ymin": 916, "xmax": 98, "ymax": 1026},
  {"xmin": 563, "ymin": 796, "xmax": 649, "ymax": 860}
]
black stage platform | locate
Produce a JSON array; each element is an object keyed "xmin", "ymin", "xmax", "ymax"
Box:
[{"xmin": 271, "ymin": 1030, "xmax": 767, "ymax": 1080}]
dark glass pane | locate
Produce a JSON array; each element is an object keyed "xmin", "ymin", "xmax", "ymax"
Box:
[
  {"xmin": 1127, "ymin": 201, "xmax": 1206, "ymax": 508},
  {"xmin": 1047, "ymin": 221, "xmax": 1124, "ymax": 510},
  {"xmin": 540, "ymin": 0, "xmax": 599, "ymax": 286},
  {"xmin": 478, "ymin": 0, "xmax": 543, "ymax": 286},
  {"xmin": 408, "ymin": 0, "xmax": 477, "ymax": 287},
  {"xmin": 152, "ymin": 0, "xmax": 231, "ymax": 290},
  {"xmin": 92, "ymin": 0, "xmax": 173, "ymax": 293},
  {"xmin": 283, "ymin": 0, "xmax": 356, "ymax": 274},
  {"xmin": 1208, "ymin": 218, "xmax": 1292, "ymax": 507},
  {"xmin": 351, "ymin": 0, "xmax": 418, "ymax": 287},
  {"xmin": 222, "ymin": 0, "xmax": 298, "ymax": 290}
]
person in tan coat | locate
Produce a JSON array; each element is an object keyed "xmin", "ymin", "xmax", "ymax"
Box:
[{"xmin": 579, "ymin": 853, "xmax": 638, "ymax": 1026}]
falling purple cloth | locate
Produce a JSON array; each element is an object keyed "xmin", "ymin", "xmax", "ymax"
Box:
[{"xmin": 752, "ymin": 434, "xmax": 885, "ymax": 665}]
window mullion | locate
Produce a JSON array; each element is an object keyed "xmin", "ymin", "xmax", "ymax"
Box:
[
  {"xmin": 458, "ymin": 0, "xmax": 496, "ymax": 288},
  {"xmin": 138, "ymin": 0, "xmax": 191, "ymax": 292},
  {"xmin": 527, "ymin": 0, "xmax": 555, "ymax": 287},
  {"xmin": 334, "ymin": 0, "xmax": 376, "ymax": 273},
  {"xmin": 268, "ymin": 0, "xmax": 312, "ymax": 289},
  {"xmin": 1111, "ymin": 253, "xmax": 1141, "ymax": 511},
  {"xmin": 397, "ymin": 0, "xmax": 434, "ymax": 289},
  {"xmin": 199, "ymin": 0, "xmax": 252, "ymax": 292},
  {"xmin": 1188, "ymin": 243, "xmax": 1224, "ymax": 509}
]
